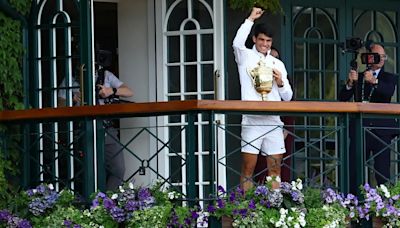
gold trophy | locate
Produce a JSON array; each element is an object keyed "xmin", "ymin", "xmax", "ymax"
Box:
[{"xmin": 247, "ymin": 60, "xmax": 273, "ymax": 100}]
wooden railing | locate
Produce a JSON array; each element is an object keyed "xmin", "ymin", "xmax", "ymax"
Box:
[
  {"xmin": 0, "ymin": 100, "xmax": 399, "ymax": 201},
  {"xmin": 1, "ymin": 100, "xmax": 400, "ymax": 122}
]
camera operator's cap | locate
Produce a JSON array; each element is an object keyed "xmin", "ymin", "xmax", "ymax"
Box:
[{"xmin": 95, "ymin": 50, "xmax": 112, "ymax": 67}]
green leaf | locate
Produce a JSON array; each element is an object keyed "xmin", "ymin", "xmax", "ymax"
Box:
[{"xmin": 229, "ymin": 0, "xmax": 283, "ymax": 14}]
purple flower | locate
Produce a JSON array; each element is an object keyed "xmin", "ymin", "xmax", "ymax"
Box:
[
  {"xmin": 0, "ymin": 210, "xmax": 11, "ymax": 221},
  {"xmin": 191, "ymin": 211, "xmax": 199, "ymax": 220},
  {"xmin": 96, "ymin": 192, "xmax": 106, "ymax": 199},
  {"xmin": 207, "ymin": 204, "xmax": 216, "ymax": 213},
  {"xmin": 248, "ymin": 199, "xmax": 256, "ymax": 210},
  {"xmin": 167, "ymin": 209, "xmax": 181, "ymax": 227},
  {"xmin": 26, "ymin": 189, "xmax": 35, "ymax": 197},
  {"xmin": 217, "ymin": 198, "xmax": 225, "ymax": 208},
  {"xmin": 18, "ymin": 219, "xmax": 32, "ymax": 228},
  {"xmin": 37, "ymin": 185, "xmax": 47, "ymax": 194},
  {"xmin": 323, "ymin": 188, "xmax": 337, "ymax": 204},
  {"xmin": 260, "ymin": 199, "xmax": 270, "ymax": 207},
  {"xmin": 238, "ymin": 208, "xmax": 248, "ymax": 218},
  {"xmin": 363, "ymin": 183, "xmax": 371, "ymax": 192},
  {"xmin": 267, "ymin": 190, "xmax": 283, "ymax": 207},
  {"xmin": 124, "ymin": 200, "xmax": 140, "ymax": 211},
  {"xmin": 137, "ymin": 188, "xmax": 151, "ymax": 201},
  {"xmin": 26, "ymin": 184, "xmax": 60, "ymax": 216},
  {"xmin": 103, "ymin": 197, "xmax": 115, "ymax": 210},
  {"xmin": 91, "ymin": 198, "xmax": 100, "ymax": 208},
  {"xmin": 0, "ymin": 210, "xmax": 32, "ymax": 228},
  {"xmin": 280, "ymin": 182, "xmax": 292, "ymax": 193},
  {"xmin": 376, "ymin": 202, "xmax": 385, "ymax": 210},
  {"xmin": 290, "ymin": 190, "xmax": 304, "ymax": 203},
  {"xmin": 255, "ymin": 186, "xmax": 268, "ymax": 196},
  {"xmin": 229, "ymin": 191, "xmax": 236, "ymax": 203},
  {"xmin": 235, "ymin": 187, "xmax": 244, "ymax": 198},
  {"xmin": 217, "ymin": 185, "xmax": 226, "ymax": 194},
  {"xmin": 64, "ymin": 220, "xmax": 73, "ymax": 227},
  {"xmin": 109, "ymin": 206, "xmax": 125, "ymax": 223}
]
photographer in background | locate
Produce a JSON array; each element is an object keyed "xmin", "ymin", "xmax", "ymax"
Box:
[
  {"xmin": 339, "ymin": 43, "xmax": 398, "ymax": 193},
  {"xmin": 95, "ymin": 51, "xmax": 133, "ymax": 104},
  {"xmin": 58, "ymin": 49, "xmax": 133, "ymax": 190},
  {"xmin": 94, "ymin": 49, "xmax": 133, "ymax": 190}
]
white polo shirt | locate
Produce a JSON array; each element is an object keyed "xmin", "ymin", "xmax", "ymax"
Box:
[{"xmin": 233, "ymin": 19, "xmax": 293, "ymax": 124}]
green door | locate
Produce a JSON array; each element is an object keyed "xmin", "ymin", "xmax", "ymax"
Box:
[
  {"xmin": 30, "ymin": 0, "xmax": 94, "ymax": 198},
  {"xmin": 283, "ymin": 0, "xmax": 400, "ymax": 190}
]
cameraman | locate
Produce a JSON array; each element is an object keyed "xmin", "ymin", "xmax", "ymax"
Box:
[
  {"xmin": 339, "ymin": 43, "xmax": 398, "ymax": 193},
  {"xmin": 94, "ymin": 52, "xmax": 133, "ymax": 190},
  {"xmin": 58, "ymin": 50, "xmax": 133, "ymax": 191}
]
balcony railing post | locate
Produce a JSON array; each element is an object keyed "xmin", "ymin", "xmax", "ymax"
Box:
[
  {"xmin": 354, "ymin": 113, "xmax": 364, "ymax": 195},
  {"xmin": 96, "ymin": 119, "xmax": 106, "ymax": 191},
  {"xmin": 208, "ymin": 111, "xmax": 216, "ymax": 197},
  {"xmin": 186, "ymin": 111, "xmax": 196, "ymax": 207},
  {"xmin": 82, "ymin": 118, "xmax": 95, "ymax": 199},
  {"xmin": 340, "ymin": 114, "xmax": 349, "ymax": 193},
  {"xmin": 22, "ymin": 124, "xmax": 30, "ymax": 188}
]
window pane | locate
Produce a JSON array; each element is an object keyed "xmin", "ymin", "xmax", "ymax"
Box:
[
  {"xmin": 201, "ymin": 64, "xmax": 213, "ymax": 92},
  {"xmin": 185, "ymin": 65, "xmax": 197, "ymax": 92},
  {"xmin": 167, "ymin": 36, "xmax": 180, "ymax": 63},
  {"xmin": 168, "ymin": 66, "xmax": 180, "ymax": 93},
  {"xmin": 185, "ymin": 35, "xmax": 197, "ymax": 62}
]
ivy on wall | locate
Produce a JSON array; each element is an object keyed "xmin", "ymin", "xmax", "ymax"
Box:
[
  {"xmin": 0, "ymin": 0, "xmax": 31, "ymax": 209},
  {"xmin": 0, "ymin": 0, "xmax": 30, "ymax": 111}
]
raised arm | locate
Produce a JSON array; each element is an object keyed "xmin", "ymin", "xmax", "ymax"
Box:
[{"xmin": 232, "ymin": 7, "xmax": 264, "ymax": 65}]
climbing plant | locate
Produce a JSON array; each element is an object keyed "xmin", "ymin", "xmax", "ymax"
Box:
[
  {"xmin": 229, "ymin": 0, "xmax": 283, "ymax": 14},
  {"xmin": 0, "ymin": 0, "xmax": 30, "ymax": 111},
  {"xmin": 0, "ymin": 0, "xmax": 31, "ymax": 209}
]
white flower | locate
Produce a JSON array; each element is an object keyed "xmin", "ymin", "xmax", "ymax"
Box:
[
  {"xmin": 111, "ymin": 194, "xmax": 118, "ymax": 200},
  {"xmin": 379, "ymin": 184, "xmax": 391, "ymax": 198},
  {"xmin": 275, "ymin": 176, "xmax": 281, "ymax": 183},
  {"xmin": 48, "ymin": 183, "xmax": 54, "ymax": 190},
  {"xmin": 266, "ymin": 176, "xmax": 273, "ymax": 182},
  {"xmin": 296, "ymin": 179, "xmax": 303, "ymax": 190},
  {"xmin": 299, "ymin": 216, "xmax": 306, "ymax": 226},
  {"xmin": 168, "ymin": 191, "xmax": 176, "ymax": 200},
  {"xmin": 294, "ymin": 224, "xmax": 300, "ymax": 228},
  {"xmin": 129, "ymin": 182, "xmax": 134, "ymax": 189},
  {"xmin": 280, "ymin": 208, "xmax": 288, "ymax": 215},
  {"xmin": 119, "ymin": 186, "xmax": 125, "ymax": 193},
  {"xmin": 275, "ymin": 221, "xmax": 282, "ymax": 227}
]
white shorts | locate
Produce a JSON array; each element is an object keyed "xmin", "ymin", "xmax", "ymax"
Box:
[{"xmin": 241, "ymin": 116, "xmax": 286, "ymax": 155}]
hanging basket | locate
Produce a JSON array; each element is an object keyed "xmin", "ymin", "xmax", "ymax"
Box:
[
  {"xmin": 207, "ymin": 216, "xmax": 234, "ymax": 228},
  {"xmin": 221, "ymin": 216, "xmax": 234, "ymax": 228},
  {"xmin": 372, "ymin": 216, "xmax": 384, "ymax": 228}
]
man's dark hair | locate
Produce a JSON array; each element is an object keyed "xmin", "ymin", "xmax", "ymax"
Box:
[{"xmin": 253, "ymin": 23, "xmax": 273, "ymax": 38}]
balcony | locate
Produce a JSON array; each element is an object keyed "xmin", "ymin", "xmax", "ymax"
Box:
[{"xmin": 0, "ymin": 100, "xmax": 399, "ymax": 205}]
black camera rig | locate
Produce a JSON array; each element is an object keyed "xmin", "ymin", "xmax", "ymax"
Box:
[{"xmin": 342, "ymin": 37, "xmax": 380, "ymax": 70}]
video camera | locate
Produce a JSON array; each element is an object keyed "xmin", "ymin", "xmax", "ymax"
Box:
[
  {"xmin": 360, "ymin": 52, "xmax": 380, "ymax": 65},
  {"xmin": 345, "ymin": 37, "xmax": 363, "ymax": 52},
  {"xmin": 95, "ymin": 49, "xmax": 118, "ymax": 104},
  {"xmin": 343, "ymin": 37, "xmax": 381, "ymax": 70}
]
